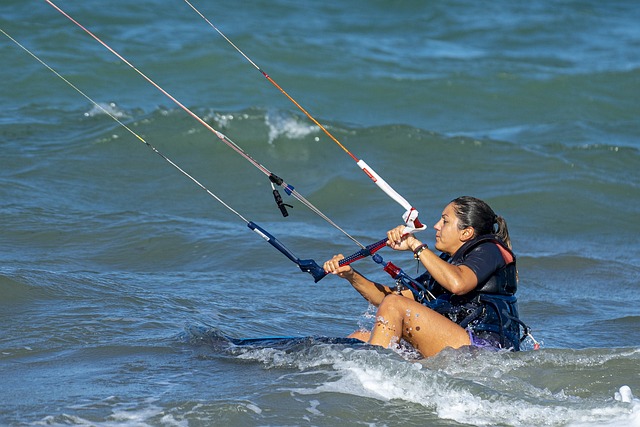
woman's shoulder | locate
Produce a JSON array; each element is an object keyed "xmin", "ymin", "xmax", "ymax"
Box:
[
  {"xmin": 464, "ymin": 240, "xmax": 505, "ymax": 264},
  {"xmin": 454, "ymin": 235, "xmax": 507, "ymax": 262},
  {"xmin": 467, "ymin": 240, "xmax": 504, "ymax": 260}
]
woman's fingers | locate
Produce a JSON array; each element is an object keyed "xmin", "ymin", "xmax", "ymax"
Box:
[
  {"xmin": 387, "ymin": 225, "xmax": 412, "ymax": 249},
  {"xmin": 323, "ymin": 254, "xmax": 345, "ymax": 273}
]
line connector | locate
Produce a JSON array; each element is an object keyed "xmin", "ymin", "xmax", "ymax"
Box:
[{"xmin": 270, "ymin": 181, "xmax": 293, "ymax": 217}]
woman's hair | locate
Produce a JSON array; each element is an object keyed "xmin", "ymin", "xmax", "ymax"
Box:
[{"xmin": 450, "ymin": 196, "xmax": 512, "ymax": 250}]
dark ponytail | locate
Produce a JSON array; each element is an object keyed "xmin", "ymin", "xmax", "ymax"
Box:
[{"xmin": 451, "ymin": 196, "xmax": 512, "ymax": 250}]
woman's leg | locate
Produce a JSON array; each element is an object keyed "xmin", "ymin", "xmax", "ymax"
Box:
[
  {"xmin": 368, "ymin": 294, "xmax": 471, "ymax": 357},
  {"xmin": 347, "ymin": 330, "xmax": 371, "ymax": 341}
]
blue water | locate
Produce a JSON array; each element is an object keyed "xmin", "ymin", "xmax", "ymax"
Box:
[{"xmin": 1, "ymin": 1, "xmax": 639, "ymax": 426}]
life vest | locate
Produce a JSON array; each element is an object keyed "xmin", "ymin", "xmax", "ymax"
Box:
[{"xmin": 418, "ymin": 235, "xmax": 524, "ymax": 351}]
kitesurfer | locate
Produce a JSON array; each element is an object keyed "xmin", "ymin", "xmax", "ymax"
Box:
[{"xmin": 323, "ymin": 196, "xmax": 524, "ymax": 357}]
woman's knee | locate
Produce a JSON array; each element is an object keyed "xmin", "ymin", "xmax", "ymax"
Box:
[{"xmin": 376, "ymin": 294, "xmax": 406, "ymax": 316}]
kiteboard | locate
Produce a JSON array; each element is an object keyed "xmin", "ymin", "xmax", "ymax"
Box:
[{"xmin": 184, "ymin": 324, "xmax": 368, "ymax": 353}]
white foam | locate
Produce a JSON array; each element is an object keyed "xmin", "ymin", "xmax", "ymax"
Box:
[
  {"xmin": 222, "ymin": 341, "xmax": 640, "ymax": 427},
  {"xmin": 265, "ymin": 110, "xmax": 318, "ymax": 144},
  {"xmin": 84, "ymin": 102, "xmax": 128, "ymax": 119},
  {"xmin": 305, "ymin": 399, "xmax": 323, "ymax": 416},
  {"xmin": 245, "ymin": 403, "xmax": 263, "ymax": 414},
  {"xmin": 567, "ymin": 386, "xmax": 640, "ymax": 427},
  {"xmin": 33, "ymin": 398, "xmax": 180, "ymax": 427},
  {"xmin": 267, "ymin": 345, "xmax": 639, "ymax": 427}
]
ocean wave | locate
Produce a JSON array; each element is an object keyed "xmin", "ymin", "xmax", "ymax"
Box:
[{"xmin": 186, "ymin": 328, "xmax": 640, "ymax": 427}]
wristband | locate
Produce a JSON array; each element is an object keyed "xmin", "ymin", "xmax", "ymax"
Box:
[{"xmin": 413, "ymin": 243, "xmax": 429, "ymax": 259}]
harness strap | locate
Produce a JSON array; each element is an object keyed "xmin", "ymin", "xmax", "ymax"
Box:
[{"xmin": 458, "ymin": 305, "xmax": 485, "ymax": 329}]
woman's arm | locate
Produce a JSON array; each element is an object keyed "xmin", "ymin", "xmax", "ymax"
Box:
[
  {"xmin": 386, "ymin": 226, "xmax": 478, "ymax": 296},
  {"xmin": 415, "ymin": 249, "xmax": 478, "ymax": 295},
  {"xmin": 323, "ymin": 255, "xmax": 413, "ymax": 306}
]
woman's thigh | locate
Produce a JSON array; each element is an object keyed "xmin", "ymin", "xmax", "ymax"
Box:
[{"xmin": 381, "ymin": 295, "xmax": 471, "ymax": 357}]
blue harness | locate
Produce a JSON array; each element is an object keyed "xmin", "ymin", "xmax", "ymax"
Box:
[{"xmin": 419, "ymin": 236, "xmax": 526, "ymax": 351}]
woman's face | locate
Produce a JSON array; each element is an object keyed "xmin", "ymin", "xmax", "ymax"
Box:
[{"xmin": 433, "ymin": 202, "xmax": 471, "ymax": 255}]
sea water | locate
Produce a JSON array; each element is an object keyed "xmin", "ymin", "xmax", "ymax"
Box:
[{"xmin": 1, "ymin": 1, "xmax": 639, "ymax": 426}]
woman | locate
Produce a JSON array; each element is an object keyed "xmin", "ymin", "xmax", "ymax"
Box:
[{"xmin": 323, "ymin": 196, "xmax": 523, "ymax": 357}]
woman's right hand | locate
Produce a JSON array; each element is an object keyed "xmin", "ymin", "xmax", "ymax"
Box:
[
  {"xmin": 387, "ymin": 225, "xmax": 420, "ymax": 252},
  {"xmin": 323, "ymin": 254, "xmax": 354, "ymax": 279}
]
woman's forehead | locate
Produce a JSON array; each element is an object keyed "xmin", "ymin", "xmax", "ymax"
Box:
[{"xmin": 442, "ymin": 203, "xmax": 456, "ymax": 216}]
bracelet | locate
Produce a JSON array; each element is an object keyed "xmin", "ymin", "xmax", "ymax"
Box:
[{"xmin": 413, "ymin": 243, "xmax": 429, "ymax": 259}]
